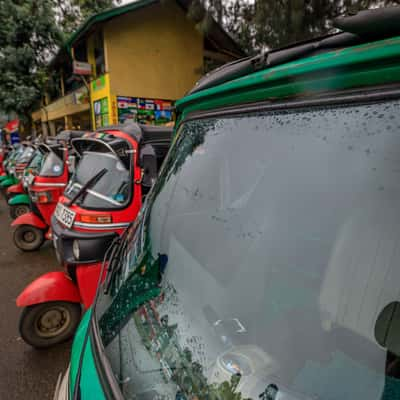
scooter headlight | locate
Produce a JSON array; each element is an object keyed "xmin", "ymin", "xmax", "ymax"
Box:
[{"xmin": 72, "ymin": 240, "xmax": 80, "ymax": 261}]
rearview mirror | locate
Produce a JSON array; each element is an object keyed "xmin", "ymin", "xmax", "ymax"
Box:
[
  {"xmin": 375, "ymin": 301, "xmax": 400, "ymax": 356},
  {"xmin": 140, "ymin": 144, "xmax": 157, "ymax": 193}
]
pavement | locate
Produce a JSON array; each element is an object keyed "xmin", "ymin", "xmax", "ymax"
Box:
[{"xmin": 0, "ymin": 197, "xmax": 70, "ymax": 400}]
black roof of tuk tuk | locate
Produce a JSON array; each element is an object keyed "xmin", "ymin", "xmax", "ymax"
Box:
[
  {"xmin": 54, "ymin": 130, "xmax": 88, "ymax": 142},
  {"xmin": 72, "ymin": 123, "xmax": 172, "ymax": 158},
  {"xmin": 97, "ymin": 123, "xmax": 172, "ymax": 145}
]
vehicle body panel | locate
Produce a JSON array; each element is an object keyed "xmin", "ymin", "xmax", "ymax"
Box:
[
  {"xmin": 67, "ymin": 28, "xmax": 400, "ymax": 400},
  {"xmin": 11, "ymin": 211, "xmax": 47, "ymax": 229},
  {"xmin": 175, "ymin": 36, "xmax": 400, "ymax": 120},
  {"xmin": 0, "ymin": 176, "xmax": 18, "ymax": 188},
  {"xmin": 8, "ymin": 193, "xmax": 30, "ymax": 206},
  {"xmin": 16, "ymin": 271, "xmax": 81, "ymax": 307},
  {"xmin": 7, "ymin": 182, "xmax": 24, "ymax": 194},
  {"xmin": 76, "ymin": 262, "xmax": 103, "ymax": 309},
  {"xmin": 69, "ymin": 309, "xmax": 105, "ymax": 400}
]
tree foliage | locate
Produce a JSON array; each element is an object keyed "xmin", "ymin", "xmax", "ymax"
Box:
[
  {"xmin": 196, "ymin": 0, "xmax": 400, "ymax": 54},
  {"xmin": 0, "ymin": 0, "xmax": 118, "ymax": 121},
  {"xmin": 55, "ymin": 0, "xmax": 120, "ymax": 36},
  {"xmin": 0, "ymin": 0, "xmax": 62, "ymax": 120}
]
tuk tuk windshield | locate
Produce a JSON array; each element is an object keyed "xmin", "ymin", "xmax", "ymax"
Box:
[
  {"xmin": 18, "ymin": 146, "xmax": 34, "ymax": 164},
  {"xmin": 39, "ymin": 151, "xmax": 63, "ymax": 177},
  {"xmin": 64, "ymin": 151, "xmax": 130, "ymax": 209},
  {"xmin": 95, "ymin": 97, "xmax": 400, "ymax": 400},
  {"xmin": 26, "ymin": 150, "xmax": 44, "ymax": 174}
]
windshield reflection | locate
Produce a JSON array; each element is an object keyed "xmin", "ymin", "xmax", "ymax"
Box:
[{"xmin": 97, "ymin": 100, "xmax": 400, "ymax": 399}]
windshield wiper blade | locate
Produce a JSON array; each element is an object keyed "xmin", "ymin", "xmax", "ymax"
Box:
[
  {"xmin": 103, "ymin": 226, "xmax": 132, "ymax": 294},
  {"xmin": 67, "ymin": 168, "xmax": 107, "ymax": 207}
]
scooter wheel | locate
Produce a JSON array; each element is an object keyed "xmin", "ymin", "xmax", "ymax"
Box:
[
  {"xmin": 19, "ymin": 302, "xmax": 82, "ymax": 348},
  {"xmin": 9, "ymin": 204, "xmax": 30, "ymax": 219},
  {"xmin": 13, "ymin": 225, "xmax": 45, "ymax": 251}
]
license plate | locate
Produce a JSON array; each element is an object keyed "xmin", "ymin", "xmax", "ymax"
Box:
[{"xmin": 54, "ymin": 203, "xmax": 76, "ymax": 228}]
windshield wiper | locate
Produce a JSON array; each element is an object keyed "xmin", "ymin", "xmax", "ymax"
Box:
[
  {"xmin": 67, "ymin": 168, "xmax": 107, "ymax": 207},
  {"xmin": 103, "ymin": 224, "xmax": 135, "ymax": 295}
]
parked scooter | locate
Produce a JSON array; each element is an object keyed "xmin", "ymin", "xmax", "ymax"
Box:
[
  {"xmin": 2, "ymin": 142, "xmax": 36, "ymax": 200},
  {"xmin": 16, "ymin": 123, "xmax": 171, "ymax": 347},
  {"xmin": 0, "ymin": 144, "xmax": 24, "ymax": 192},
  {"xmin": 7, "ymin": 144, "xmax": 44, "ymax": 218},
  {"xmin": 8, "ymin": 132, "xmax": 82, "ymax": 220},
  {"xmin": 11, "ymin": 131, "xmax": 85, "ymax": 251}
]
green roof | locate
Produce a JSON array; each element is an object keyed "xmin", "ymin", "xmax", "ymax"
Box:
[
  {"xmin": 65, "ymin": 0, "xmax": 244, "ymax": 57},
  {"xmin": 176, "ymin": 35, "xmax": 400, "ymax": 117}
]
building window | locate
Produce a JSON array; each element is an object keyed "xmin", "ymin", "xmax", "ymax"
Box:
[
  {"xmin": 94, "ymin": 30, "xmax": 105, "ymax": 76},
  {"xmin": 74, "ymin": 40, "xmax": 88, "ymax": 62}
]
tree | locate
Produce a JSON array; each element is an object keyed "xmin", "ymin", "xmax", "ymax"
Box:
[
  {"xmin": 0, "ymin": 0, "xmax": 118, "ymax": 124},
  {"xmin": 244, "ymin": 0, "xmax": 400, "ymax": 50},
  {"xmin": 55, "ymin": 0, "xmax": 120, "ymax": 36},
  {"xmin": 0, "ymin": 0, "xmax": 62, "ymax": 121},
  {"xmin": 191, "ymin": 0, "xmax": 400, "ymax": 54}
]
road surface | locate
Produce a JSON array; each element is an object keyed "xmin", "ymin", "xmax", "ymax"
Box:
[{"xmin": 0, "ymin": 197, "xmax": 70, "ymax": 400}]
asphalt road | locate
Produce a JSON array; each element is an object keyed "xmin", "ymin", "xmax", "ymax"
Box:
[{"xmin": 0, "ymin": 197, "xmax": 70, "ymax": 400}]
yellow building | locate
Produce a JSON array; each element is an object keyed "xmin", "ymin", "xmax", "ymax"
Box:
[{"xmin": 33, "ymin": 0, "xmax": 244, "ymax": 135}]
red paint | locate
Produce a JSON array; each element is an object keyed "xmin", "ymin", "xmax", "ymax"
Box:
[
  {"xmin": 7, "ymin": 182, "xmax": 24, "ymax": 194},
  {"xmin": 12, "ymin": 148, "xmax": 69, "ymax": 232},
  {"xmin": 76, "ymin": 262, "xmax": 104, "ymax": 308},
  {"xmin": 56, "ymin": 131, "xmax": 142, "ymax": 235},
  {"xmin": 18, "ymin": 128, "xmax": 151, "ymax": 318},
  {"xmin": 16, "ymin": 271, "xmax": 81, "ymax": 307},
  {"xmin": 12, "ymin": 211, "xmax": 47, "ymax": 229}
]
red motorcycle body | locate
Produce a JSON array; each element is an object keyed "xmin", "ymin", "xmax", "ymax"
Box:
[{"xmin": 7, "ymin": 182, "xmax": 24, "ymax": 195}]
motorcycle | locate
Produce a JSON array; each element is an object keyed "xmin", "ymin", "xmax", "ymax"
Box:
[
  {"xmin": 16, "ymin": 123, "xmax": 171, "ymax": 348},
  {"xmin": 0, "ymin": 144, "xmax": 25, "ymax": 193},
  {"xmin": 11, "ymin": 131, "xmax": 85, "ymax": 251},
  {"xmin": 8, "ymin": 144, "xmax": 44, "ymax": 218}
]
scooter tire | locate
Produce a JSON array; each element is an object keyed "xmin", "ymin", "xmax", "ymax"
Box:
[
  {"xmin": 13, "ymin": 225, "xmax": 45, "ymax": 252},
  {"xmin": 9, "ymin": 204, "xmax": 30, "ymax": 219},
  {"xmin": 19, "ymin": 302, "xmax": 82, "ymax": 348}
]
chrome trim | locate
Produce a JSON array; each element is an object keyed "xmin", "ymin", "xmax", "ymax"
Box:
[
  {"xmin": 34, "ymin": 182, "xmax": 66, "ymax": 187},
  {"xmin": 73, "ymin": 221, "xmax": 130, "ymax": 230}
]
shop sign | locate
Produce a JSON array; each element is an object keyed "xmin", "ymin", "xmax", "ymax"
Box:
[
  {"xmin": 117, "ymin": 96, "xmax": 173, "ymax": 125},
  {"xmin": 73, "ymin": 61, "xmax": 92, "ymax": 76},
  {"xmin": 94, "ymin": 97, "xmax": 109, "ymax": 128},
  {"xmin": 92, "ymin": 76, "xmax": 106, "ymax": 92}
]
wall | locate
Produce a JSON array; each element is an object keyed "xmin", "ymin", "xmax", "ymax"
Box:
[{"xmin": 104, "ymin": 0, "xmax": 203, "ymax": 101}]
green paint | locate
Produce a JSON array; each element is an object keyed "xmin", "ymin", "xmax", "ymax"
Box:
[
  {"xmin": 0, "ymin": 177, "xmax": 17, "ymax": 188},
  {"xmin": 69, "ymin": 309, "xmax": 105, "ymax": 400},
  {"xmin": 92, "ymin": 76, "xmax": 106, "ymax": 92},
  {"xmin": 176, "ymin": 36, "xmax": 400, "ymax": 119},
  {"xmin": 0, "ymin": 175, "xmax": 9, "ymax": 183},
  {"xmin": 99, "ymin": 247, "xmax": 161, "ymax": 345},
  {"xmin": 8, "ymin": 193, "xmax": 29, "ymax": 206},
  {"xmin": 67, "ymin": 32, "xmax": 400, "ymax": 399}
]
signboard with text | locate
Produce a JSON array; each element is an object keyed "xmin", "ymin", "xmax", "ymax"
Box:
[
  {"xmin": 73, "ymin": 61, "xmax": 92, "ymax": 76},
  {"xmin": 117, "ymin": 96, "xmax": 173, "ymax": 125}
]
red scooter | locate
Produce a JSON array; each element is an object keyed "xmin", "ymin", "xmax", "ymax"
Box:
[
  {"xmin": 17, "ymin": 123, "xmax": 171, "ymax": 347},
  {"xmin": 12, "ymin": 132, "xmax": 85, "ymax": 251}
]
